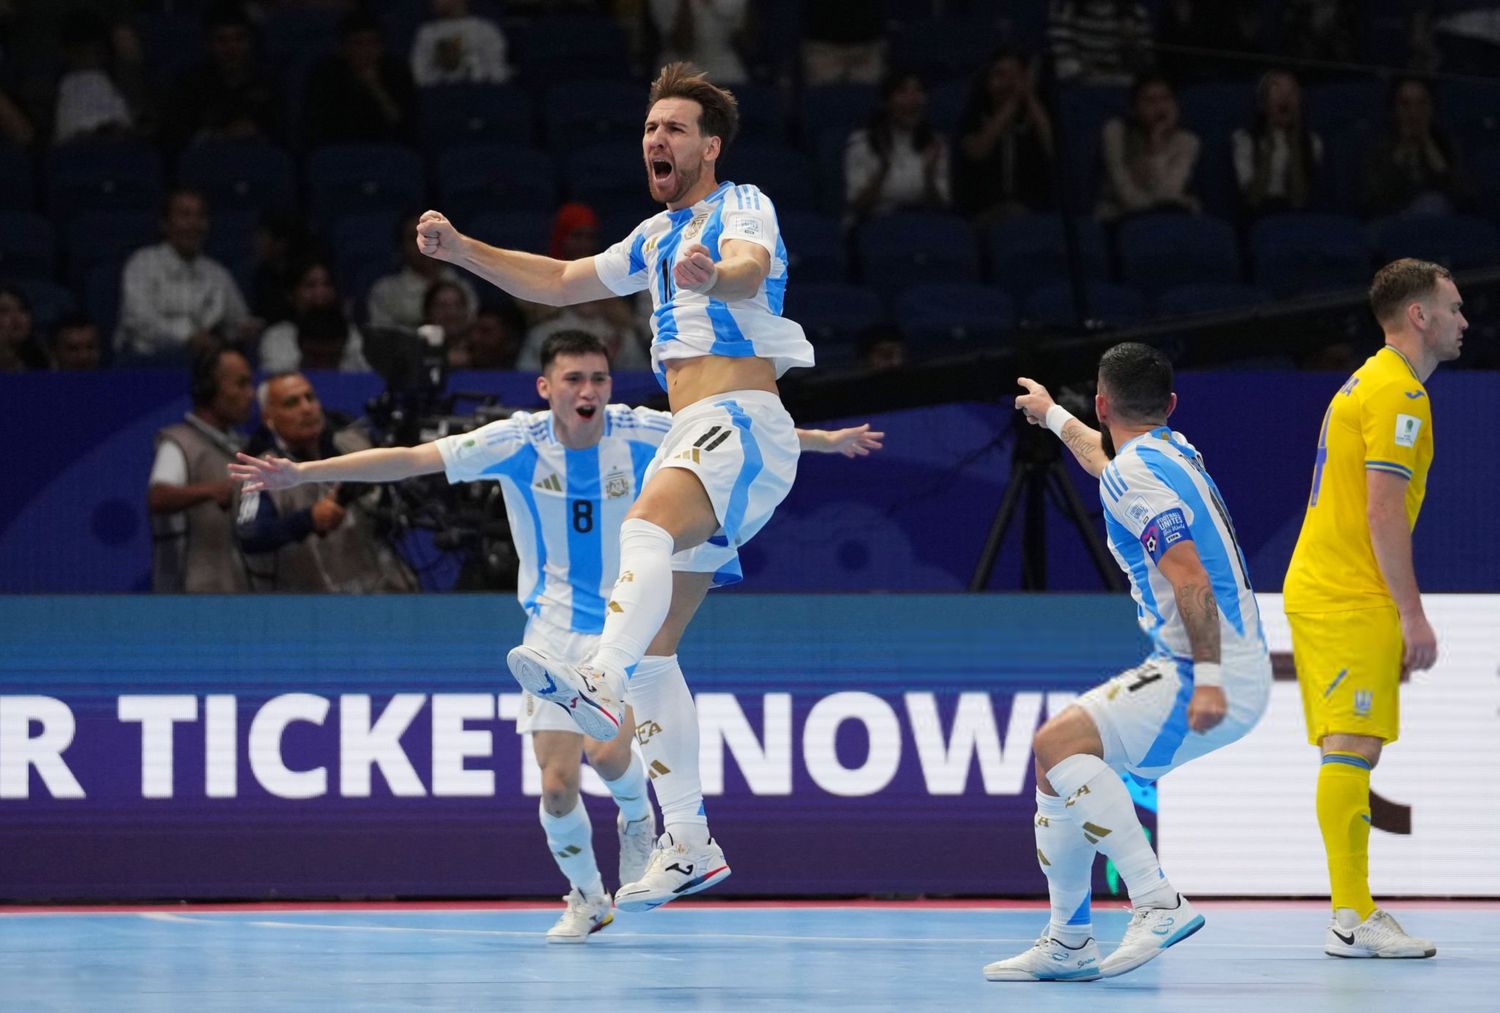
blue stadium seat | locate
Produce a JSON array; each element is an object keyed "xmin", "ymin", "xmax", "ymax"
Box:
[
  {"xmin": 731, "ymin": 81, "xmax": 787, "ymax": 143},
  {"xmin": 176, "ymin": 140, "xmax": 297, "ymax": 214},
  {"xmin": 6, "ymin": 278, "xmax": 77, "ymax": 333},
  {"xmin": 1024, "ymin": 281, "xmax": 1148, "ymax": 328},
  {"xmin": 927, "ymin": 78, "xmax": 969, "ymax": 137},
  {"xmin": 721, "ymin": 141, "xmax": 816, "ymax": 211},
  {"xmin": 1054, "ymin": 84, "xmax": 1128, "ymax": 214},
  {"xmin": 1369, "ymin": 213, "xmax": 1500, "ymax": 271},
  {"xmin": 262, "ymin": 4, "xmax": 341, "ymax": 73},
  {"xmin": 1116, "ymin": 213, "xmax": 1241, "ymax": 296},
  {"xmin": 205, "ymin": 208, "xmax": 260, "ymax": 289},
  {"xmin": 1318, "ymin": 124, "xmax": 1376, "ymax": 214},
  {"xmin": 813, "ymin": 127, "xmax": 852, "ymax": 214},
  {"xmin": 542, "ymin": 80, "xmax": 641, "ymax": 151},
  {"xmin": 305, "ymin": 145, "xmax": 426, "ymax": 228},
  {"xmin": 1154, "ymin": 282, "xmax": 1271, "ymax": 318},
  {"xmin": 1250, "ymin": 213, "xmax": 1371, "ymax": 297},
  {"xmin": 421, "ymin": 84, "xmax": 533, "ymax": 151},
  {"xmin": 437, "ymin": 143, "xmax": 556, "ymax": 219},
  {"xmin": 46, "ymin": 141, "xmax": 164, "ymax": 222},
  {"xmin": 1470, "ymin": 144, "xmax": 1500, "ymax": 226},
  {"xmin": 564, "ymin": 143, "xmax": 656, "ymax": 220},
  {"xmin": 887, "ymin": 17, "xmax": 1001, "ymax": 84},
  {"xmin": 1304, "ymin": 79, "xmax": 1386, "ymax": 139},
  {"xmin": 0, "ymin": 143, "xmax": 34, "ymax": 210},
  {"xmin": 0, "ymin": 211, "xmax": 56, "ymax": 280},
  {"xmin": 133, "ymin": 10, "xmax": 202, "ymax": 91},
  {"xmin": 986, "ymin": 213, "xmax": 1109, "ymax": 301},
  {"xmin": 800, "ymin": 84, "xmax": 877, "ymax": 148},
  {"xmin": 520, "ymin": 15, "xmax": 629, "ymax": 82},
  {"xmin": 781, "ymin": 282, "xmax": 885, "ymax": 360},
  {"xmin": 778, "ymin": 210, "xmax": 846, "ymax": 283},
  {"xmin": 466, "ymin": 210, "xmax": 551, "ymax": 256},
  {"xmin": 855, "ymin": 211, "xmax": 979, "ymax": 290},
  {"xmin": 84, "ymin": 259, "xmax": 124, "ymax": 343},
  {"xmin": 895, "ymin": 283, "xmax": 1015, "ymax": 353},
  {"xmin": 65, "ymin": 209, "xmax": 156, "ymax": 289},
  {"xmin": 331, "ymin": 210, "xmax": 403, "ymax": 293}
]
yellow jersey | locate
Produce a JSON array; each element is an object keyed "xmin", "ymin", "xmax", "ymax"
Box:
[{"xmin": 1283, "ymin": 346, "xmax": 1434, "ymax": 613}]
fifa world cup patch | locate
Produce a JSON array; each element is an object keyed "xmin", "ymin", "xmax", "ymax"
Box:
[{"xmin": 1394, "ymin": 414, "xmax": 1422, "ymax": 448}]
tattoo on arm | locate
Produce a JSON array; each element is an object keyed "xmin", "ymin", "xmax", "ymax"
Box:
[
  {"xmin": 1058, "ymin": 419, "xmax": 1107, "ymax": 475},
  {"xmin": 1175, "ymin": 581, "xmax": 1221, "ymax": 663}
]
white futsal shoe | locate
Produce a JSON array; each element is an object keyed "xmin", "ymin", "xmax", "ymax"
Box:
[
  {"xmin": 1098, "ymin": 894, "xmax": 1205, "ymax": 977},
  {"xmin": 545, "ymin": 888, "xmax": 614, "ymax": 944},
  {"xmin": 1325, "ymin": 908, "xmax": 1436, "ymax": 958},
  {"xmin": 507, "ymin": 646, "xmax": 625, "ymax": 741},
  {"xmin": 615, "ymin": 832, "xmax": 732, "ymax": 913},
  {"xmin": 983, "ymin": 934, "xmax": 1103, "ymax": 982},
  {"xmin": 618, "ymin": 811, "xmax": 656, "ymax": 888}
]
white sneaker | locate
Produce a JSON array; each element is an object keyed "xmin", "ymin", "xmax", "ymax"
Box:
[
  {"xmin": 1325, "ymin": 908, "xmax": 1436, "ymax": 958},
  {"xmin": 983, "ymin": 934, "xmax": 1102, "ymax": 982},
  {"xmin": 617, "ymin": 811, "xmax": 656, "ymax": 888},
  {"xmin": 1098, "ymin": 894, "xmax": 1205, "ymax": 978},
  {"xmin": 615, "ymin": 832, "xmax": 731, "ymax": 913},
  {"xmin": 545, "ymin": 888, "xmax": 613, "ymax": 944},
  {"xmin": 507, "ymin": 646, "xmax": 625, "ymax": 741}
]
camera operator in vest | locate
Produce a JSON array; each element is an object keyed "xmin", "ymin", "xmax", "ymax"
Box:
[
  {"xmin": 233, "ymin": 371, "xmax": 416, "ymax": 592},
  {"xmin": 149, "ymin": 345, "xmax": 254, "ymax": 592}
]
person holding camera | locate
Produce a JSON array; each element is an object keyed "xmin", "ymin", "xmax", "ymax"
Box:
[{"xmin": 232, "ymin": 371, "xmax": 415, "ymax": 593}]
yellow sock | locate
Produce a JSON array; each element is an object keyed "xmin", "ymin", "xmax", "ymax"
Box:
[{"xmin": 1317, "ymin": 752, "xmax": 1375, "ymax": 919}]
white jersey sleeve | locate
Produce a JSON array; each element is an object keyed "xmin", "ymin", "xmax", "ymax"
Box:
[
  {"xmin": 592, "ymin": 221, "xmax": 652, "ymax": 297},
  {"xmin": 1101, "ymin": 457, "xmax": 1193, "ymax": 565},
  {"xmin": 606, "ymin": 404, "xmax": 675, "ymax": 448},
  {"xmin": 718, "ymin": 184, "xmax": 779, "ymax": 258},
  {"xmin": 434, "ymin": 415, "xmax": 530, "ymax": 483}
]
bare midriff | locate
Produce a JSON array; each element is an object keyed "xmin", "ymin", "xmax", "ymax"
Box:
[{"xmin": 663, "ymin": 355, "xmax": 778, "ymax": 413}]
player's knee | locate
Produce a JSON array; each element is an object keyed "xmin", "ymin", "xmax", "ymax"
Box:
[
  {"xmin": 1032, "ymin": 716, "xmax": 1071, "ymax": 770},
  {"xmin": 582, "ymin": 733, "xmax": 631, "ymax": 780},
  {"xmin": 539, "ymin": 768, "xmax": 581, "ymax": 816}
]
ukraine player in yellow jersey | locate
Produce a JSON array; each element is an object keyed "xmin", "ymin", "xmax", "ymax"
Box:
[{"xmin": 1285, "ymin": 258, "xmax": 1466, "ymax": 960}]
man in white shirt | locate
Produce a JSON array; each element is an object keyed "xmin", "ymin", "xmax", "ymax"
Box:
[
  {"xmin": 367, "ymin": 211, "xmax": 480, "ymax": 331},
  {"xmin": 116, "ymin": 188, "xmax": 259, "ymax": 364},
  {"xmin": 410, "ymin": 0, "xmax": 512, "ymax": 86}
]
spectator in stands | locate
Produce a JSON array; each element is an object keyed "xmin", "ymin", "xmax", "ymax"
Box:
[
  {"xmin": 954, "ymin": 49, "xmax": 1055, "ymax": 224},
  {"xmin": 303, "ymin": 9, "xmax": 417, "ymax": 148},
  {"xmin": 233, "ymin": 371, "xmax": 417, "ymax": 593},
  {"xmin": 116, "ymin": 188, "xmax": 259, "ymax": 365},
  {"xmin": 52, "ymin": 7, "xmax": 146, "ymax": 144},
  {"xmin": 1364, "ymin": 76, "xmax": 1469, "ymax": 217},
  {"xmin": 249, "ymin": 209, "xmax": 322, "ymax": 324},
  {"xmin": 515, "ymin": 202, "xmax": 650, "ymax": 371},
  {"xmin": 149, "ymin": 344, "xmax": 253, "ymax": 593},
  {"xmin": 466, "ymin": 301, "xmax": 524, "ymax": 369},
  {"xmin": 1278, "ymin": 0, "xmax": 1363, "ymax": 81},
  {"xmin": 802, "ymin": 0, "xmax": 886, "ymax": 86},
  {"xmin": 0, "ymin": 285, "xmax": 49, "ymax": 372},
  {"xmin": 165, "ymin": 1, "xmax": 284, "ymax": 151},
  {"xmin": 857, "ymin": 323, "xmax": 907, "ymax": 372},
  {"xmin": 424, "ymin": 278, "xmax": 477, "ymax": 368},
  {"xmin": 259, "ymin": 256, "xmax": 370, "ymax": 373},
  {"xmin": 367, "ymin": 210, "xmax": 479, "ymax": 331},
  {"xmin": 845, "ymin": 69, "xmax": 951, "ymax": 226},
  {"xmin": 1048, "ymin": 0, "xmax": 1152, "ymax": 87},
  {"xmin": 1233, "ymin": 68, "xmax": 1323, "ymax": 219},
  {"xmin": 648, "ymin": 0, "xmax": 751, "ymax": 85},
  {"xmin": 1095, "ymin": 72, "xmax": 1201, "ymax": 222},
  {"xmin": 49, "ymin": 313, "xmax": 102, "ymax": 370},
  {"xmin": 410, "ymin": 0, "xmax": 512, "ymax": 86},
  {"xmin": 1157, "ymin": 0, "xmax": 1266, "ymax": 85}
]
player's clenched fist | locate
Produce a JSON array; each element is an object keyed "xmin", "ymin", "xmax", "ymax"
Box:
[
  {"xmin": 673, "ymin": 242, "xmax": 717, "ymax": 293},
  {"xmin": 416, "ymin": 210, "xmax": 462, "ymax": 262},
  {"xmin": 1014, "ymin": 376, "xmax": 1057, "ymax": 427}
]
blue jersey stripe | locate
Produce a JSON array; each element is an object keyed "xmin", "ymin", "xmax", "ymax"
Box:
[
  {"xmin": 765, "ymin": 234, "xmax": 788, "ymax": 314},
  {"xmin": 719, "ymin": 400, "xmax": 763, "ymax": 545},
  {"xmin": 1104, "ymin": 508, "xmax": 1162, "ymax": 641},
  {"xmin": 1139, "ymin": 659, "xmax": 1194, "ymax": 769},
  {"xmin": 699, "ymin": 203, "xmax": 756, "ymax": 358},
  {"xmin": 627, "ymin": 231, "xmax": 647, "ymax": 275},
  {"xmin": 564, "ymin": 445, "xmax": 605, "ymax": 634},
  {"xmin": 482, "ymin": 445, "xmax": 549, "ymax": 616},
  {"xmin": 628, "ymin": 437, "xmax": 657, "ymax": 493},
  {"xmin": 1136, "ymin": 446, "xmax": 1246, "ymax": 636},
  {"xmin": 1365, "ymin": 459, "xmax": 1413, "ymax": 477}
]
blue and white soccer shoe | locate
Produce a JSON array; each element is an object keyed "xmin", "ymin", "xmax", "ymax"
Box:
[
  {"xmin": 983, "ymin": 934, "xmax": 1103, "ymax": 981},
  {"xmin": 506, "ymin": 645, "xmax": 625, "ymax": 742},
  {"xmin": 615, "ymin": 832, "xmax": 732, "ymax": 913},
  {"xmin": 1098, "ymin": 894, "xmax": 1205, "ymax": 977}
]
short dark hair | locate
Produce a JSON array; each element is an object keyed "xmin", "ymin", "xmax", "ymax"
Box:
[
  {"xmin": 161, "ymin": 186, "xmax": 208, "ymax": 220},
  {"xmin": 1098, "ymin": 342, "xmax": 1174, "ymax": 421},
  {"xmin": 50, "ymin": 312, "xmax": 96, "ymax": 344},
  {"xmin": 1369, "ymin": 258, "xmax": 1453, "ymax": 326},
  {"xmin": 540, "ymin": 330, "xmax": 610, "ymax": 373},
  {"xmin": 648, "ymin": 61, "xmax": 739, "ymax": 152}
]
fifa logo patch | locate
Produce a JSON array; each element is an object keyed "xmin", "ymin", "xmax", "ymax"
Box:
[
  {"xmin": 1394, "ymin": 414, "xmax": 1422, "ymax": 448},
  {"xmin": 1353, "ymin": 690, "xmax": 1373, "ymax": 718}
]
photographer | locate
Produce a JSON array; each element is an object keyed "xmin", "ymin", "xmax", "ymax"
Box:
[{"xmin": 233, "ymin": 372, "xmax": 415, "ymax": 593}]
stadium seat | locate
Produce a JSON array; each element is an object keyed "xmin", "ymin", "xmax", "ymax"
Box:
[
  {"xmin": 1054, "ymin": 84, "xmax": 1128, "ymax": 214},
  {"xmin": 133, "ymin": 10, "xmax": 202, "ymax": 91},
  {"xmin": 437, "ymin": 143, "xmax": 556, "ymax": 219},
  {"xmin": 1116, "ymin": 213, "xmax": 1241, "ymax": 296},
  {"xmin": 520, "ymin": 15, "xmax": 629, "ymax": 82},
  {"xmin": 1024, "ymin": 281, "xmax": 1148, "ymax": 329},
  {"xmin": 1154, "ymin": 282, "xmax": 1271, "ymax": 318},
  {"xmin": 1250, "ymin": 213, "xmax": 1371, "ymax": 297},
  {"xmin": 262, "ymin": 4, "xmax": 341, "ymax": 74},
  {"xmin": 305, "ymin": 144, "xmax": 426, "ymax": 228},
  {"xmin": 887, "ymin": 16, "xmax": 999, "ymax": 85},
  {"xmin": 1178, "ymin": 81, "xmax": 1256, "ymax": 143},
  {"xmin": 0, "ymin": 143, "xmax": 33, "ymax": 210},
  {"xmin": 466, "ymin": 210, "xmax": 551, "ymax": 256},
  {"xmin": 720, "ymin": 141, "xmax": 816, "ymax": 211},
  {"xmin": 331, "ymin": 210, "xmax": 404, "ymax": 293},
  {"xmin": 564, "ymin": 143, "xmax": 657, "ymax": 221},
  {"xmin": 781, "ymin": 282, "xmax": 885, "ymax": 360},
  {"xmin": 731, "ymin": 81, "xmax": 787, "ymax": 143},
  {"xmin": 176, "ymin": 140, "xmax": 297, "ymax": 214},
  {"xmin": 986, "ymin": 213, "xmax": 1109, "ymax": 302},
  {"xmin": 46, "ymin": 141, "xmax": 164, "ymax": 223},
  {"xmin": 421, "ymin": 84, "xmax": 533, "ymax": 151},
  {"xmin": 0, "ymin": 211, "xmax": 56, "ymax": 280},
  {"xmin": 204, "ymin": 208, "xmax": 260, "ymax": 285},
  {"xmin": 1369, "ymin": 213, "xmax": 1500, "ymax": 271},
  {"xmin": 65, "ymin": 209, "xmax": 156, "ymax": 290},
  {"xmin": 84, "ymin": 259, "xmax": 124, "ymax": 342},
  {"xmin": 542, "ymin": 80, "xmax": 641, "ymax": 151},
  {"xmin": 1304, "ymin": 79, "xmax": 1386, "ymax": 139},
  {"xmin": 855, "ymin": 211, "xmax": 979, "ymax": 290},
  {"xmin": 927, "ymin": 78, "xmax": 970, "ymax": 136},
  {"xmin": 800, "ymin": 84, "xmax": 877, "ymax": 148},
  {"xmin": 895, "ymin": 283, "xmax": 1015, "ymax": 353},
  {"xmin": 778, "ymin": 210, "xmax": 847, "ymax": 283},
  {"xmin": 6, "ymin": 278, "xmax": 77, "ymax": 333}
]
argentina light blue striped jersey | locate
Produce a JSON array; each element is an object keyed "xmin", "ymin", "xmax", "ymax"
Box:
[
  {"xmin": 593, "ymin": 180, "xmax": 816, "ymax": 389},
  {"xmin": 1098, "ymin": 427, "xmax": 1268, "ymax": 665},
  {"xmin": 434, "ymin": 405, "xmax": 673, "ymax": 634}
]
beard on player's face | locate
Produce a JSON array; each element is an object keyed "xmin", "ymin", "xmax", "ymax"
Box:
[{"xmin": 1100, "ymin": 424, "xmax": 1116, "ymax": 460}]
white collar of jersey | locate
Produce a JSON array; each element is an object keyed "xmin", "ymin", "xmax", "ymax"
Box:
[{"xmin": 667, "ymin": 180, "xmax": 735, "ymax": 222}]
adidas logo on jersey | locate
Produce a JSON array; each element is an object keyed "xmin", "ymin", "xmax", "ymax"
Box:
[{"xmin": 533, "ymin": 473, "xmax": 562, "ymax": 492}]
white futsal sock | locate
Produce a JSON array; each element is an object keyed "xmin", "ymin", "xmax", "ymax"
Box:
[
  {"xmin": 600, "ymin": 753, "xmax": 651, "ymax": 824},
  {"xmin": 591, "ymin": 519, "xmax": 675, "ymax": 677},
  {"xmin": 1045, "ymin": 754, "xmax": 1176, "ymax": 910},
  {"xmin": 1034, "ymin": 789, "xmax": 1096, "ymax": 947},
  {"xmin": 539, "ymin": 799, "xmax": 604, "ymax": 899},
  {"xmin": 630, "ymin": 654, "xmax": 709, "ymax": 847}
]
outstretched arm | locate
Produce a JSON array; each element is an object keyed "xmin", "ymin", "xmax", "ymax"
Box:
[
  {"xmin": 228, "ymin": 443, "xmax": 446, "ymax": 492},
  {"xmin": 1013, "ymin": 376, "xmax": 1109, "ymax": 477},
  {"xmin": 1157, "ymin": 539, "xmax": 1227, "ymax": 733},
  {"xmin": 796, "ymin": 423, "xmax": 885, "ymax": 458},
  {"xmin": 416, "ymin": 209, "xmax": 613, "ymax": 307}
]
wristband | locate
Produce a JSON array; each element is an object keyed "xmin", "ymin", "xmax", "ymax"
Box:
[
  {"xmin": 1044, "ymin": 404, "xmax": 1076, "ymax": 438},
  {"xmin": 1192, "ymin": 661, "xmax": 1222, "ymax": 688}
]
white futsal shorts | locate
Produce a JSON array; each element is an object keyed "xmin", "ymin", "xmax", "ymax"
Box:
[
  {"xmin": 1074, "ymin": 653, "xmax": 1271, "ymax": 782},
  {"xmin": 514, "ymin": 615, "xmax": 603, "ymax": 735},
  {"xmin": 649, "ymin": 388, "xmax": 800, "ymax": 587}
]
